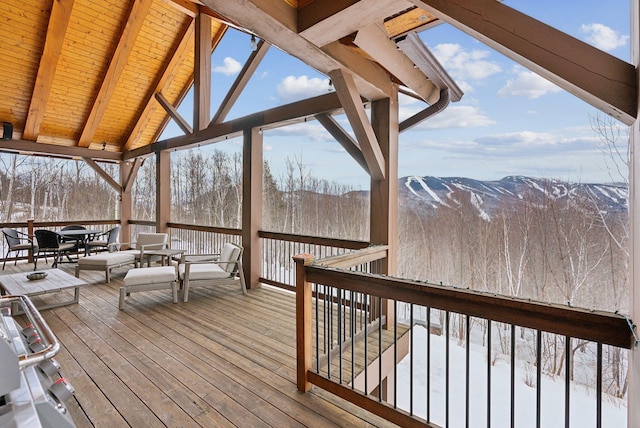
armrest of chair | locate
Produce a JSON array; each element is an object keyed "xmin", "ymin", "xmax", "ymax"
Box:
[{"xmin": 179, "ymin": 253, "xmax": 220, "ymax": 264}]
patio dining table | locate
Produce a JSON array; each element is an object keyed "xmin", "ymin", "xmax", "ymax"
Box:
[{"xmin": 57, "ymin": 229, "xmax": 101, "ymax": 257}]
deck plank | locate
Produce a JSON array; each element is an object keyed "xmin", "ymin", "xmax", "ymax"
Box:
[{"xmin": 3, "ymin": 262, "xmax": 399, "ymax": 427}]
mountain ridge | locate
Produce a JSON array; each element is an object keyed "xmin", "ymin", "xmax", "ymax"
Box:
[{"xmin": 399, "ymin": 175, "xmax": 628, "ymax": 219}]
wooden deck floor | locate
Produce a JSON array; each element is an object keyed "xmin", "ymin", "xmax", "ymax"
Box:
[{"xmin": 3, "ymin": 262, "xmax": 399, "ymax": 427}]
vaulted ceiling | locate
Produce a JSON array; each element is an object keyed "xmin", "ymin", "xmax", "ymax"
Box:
[{"xmin": 0, "ymin": 0, "xmax": 636, "ymax": 163}]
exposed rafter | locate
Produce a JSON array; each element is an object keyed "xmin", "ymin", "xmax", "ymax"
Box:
[
  {"xmin": 329, "ymin": 68, "xmax": 385, "ymax": 180},
  {"xmin": 23, "ymin": 0, "xmax": 75, "ymax": 141},
  {"xmin": 125, "ymin": 20, "xmax": 198, "ymax": 151},
  {"xmin": 211, "ymin": 39, "xmax": 270, "ymax": 125},
  {"xmin": 83, "ymin": 157, "xmax": 121, "ymax": 192},
  {"xmin": 0, "ymin": 139, "xmax": 121, "ymax": 162},
  {"xmin": 315, "ymin": 113, "xmax": 369, "ymax": 174},
  {"xmin": 297, "ymin": 0, "xmax": 413, "ymax": 47},
  {"xmin": 125, "ymin": 91, "xmax": 346, "ymax": 160},
  {"xmin": 412, "ymin": 0, "xmax": 637, "ymax": 124},
  {"xmin": 78, "ymin": 0, "xmax": 154, "ymax": 147},
  {"xmin": 354, "ymin": 24, "xmax": 439, "ymax": 104},
  {"xmin": 199, "ymin": 0, "xmax": 393, "ymax": 100},
  {"xmin": 156, "ymin": 93, "xmax": 193, "ymax": 135}
]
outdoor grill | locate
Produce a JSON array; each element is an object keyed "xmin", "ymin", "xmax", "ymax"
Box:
[{"xmin": 0, "ymin": 295, "xmax": 76, "ymax": 428}]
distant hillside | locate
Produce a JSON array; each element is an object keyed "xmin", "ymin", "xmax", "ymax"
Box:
[{"xmin": 399, "ymin": 176, "xmax": 628, "ymax": 220}]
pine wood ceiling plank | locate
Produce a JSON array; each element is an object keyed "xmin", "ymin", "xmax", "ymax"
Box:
[
  {"xmin": 125, "ymin": 21, "xmax": 196, "ymax": 151},
  {"xmin": 297, "ymin": 0, "xmax": 413, "ymax": 47},
  {"xmin": 412, "ymin": 0, "xmax": 637, "ymax": 125},
  {"xmin": 354, "ymin": 24, "xmax": 439, "ymax": 104},
  {"xmin": 384, "ymin": 7, "xmax": 437, "ymax": 38},
  {"xmin": 23, "ymin": 0, "xmax": 75, "ymax": 141},
  {"xmin": 0, "ymin": 0, "xmax": 50, "ymax": 127},
  {"xmin": 77, "ymin": 0, "xmax": 155, "ymax": 147},
  {"xmin": 200, "ymin": 0, "xmax": 392, "ymax": 100},
  {"xmin": 329, "ymin": 68, "xmax": 385, "ymax": 180}
]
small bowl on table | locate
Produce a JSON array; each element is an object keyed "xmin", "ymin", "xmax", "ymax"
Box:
[{"xmin": 26, "ymin": 271, "xmax": 48, "ymax": 281}]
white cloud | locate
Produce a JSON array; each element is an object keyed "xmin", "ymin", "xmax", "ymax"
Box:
[
  {"xmin": 497, "ymin": 67, "xmax": 562, "ymax": 99},
  {"xmin": 276, "ymin": 75, "xmax": 330, "ymax": 102},
  {"xmin": 432, "ymin": 43, "xmax": 501, "ymax": 83},
  {"xmin": 580, "ymin": 23, "xmax": 628, "ymax": 51},
  {"xmin": 401, "ymin": 104, "xmax": 495, "ymax": 129},
  {"xmin": 213, "ymin": 57, "xmax": 242, "ymax": 76}
]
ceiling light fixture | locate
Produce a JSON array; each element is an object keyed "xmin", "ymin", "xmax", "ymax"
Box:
[{"xmin": 250, "ymin": 34, "xmax": 257, "ymax": 51}]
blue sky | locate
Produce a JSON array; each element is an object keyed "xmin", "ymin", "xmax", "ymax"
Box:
[{"xmin": 163, "ymin": 0, "xmax": 631, "ymax": 189}]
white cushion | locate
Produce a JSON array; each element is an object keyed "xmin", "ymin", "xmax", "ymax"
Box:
[
  {"xmin": 219, "ymin": 243, "xmax": 241, "ymax": 273},
  {"xmin": 178, "ymin": 263, "xmax": 230, "ymax": 281},
  {"xmin": 135, "ymin": 233, "xmax": 167, "ymax": 248},
  {"xmin": 78, "ymin": 252, "xmax": 135, "ymax": 267},
  {"xmin": 124, "ymin": 266, "xmax": 176, "ymax": 286}
]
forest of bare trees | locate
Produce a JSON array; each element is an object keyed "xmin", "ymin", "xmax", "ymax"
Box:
[{"xmin": 0, "ymin": 131, "xmax": 630, "ymax": 398}]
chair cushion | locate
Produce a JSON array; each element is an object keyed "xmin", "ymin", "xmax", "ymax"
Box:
[
  {"xmin": 10, "ymin": 243, "xmax": 33, "ymax": 251},
  {"xmin": 125, "ymin": 266, "xmax": 176, "ymax": 286},
  {"xmin": 219, "ymin": 243, "xmax": 241, "ymax": 273},
  {"xmin": 135, "ymin": 233, "xmax": 168, "ymax": 248},
  {"xmin": 78, "ymin": 252, "xmax": 136, "ymax": 267},
  {"xmin": 178, "ymin": 263, "xmax": 230, "ymax": 280},
  {"xmin": 87, "ymin": 240, "xmax": 108, "ymax": 247}
]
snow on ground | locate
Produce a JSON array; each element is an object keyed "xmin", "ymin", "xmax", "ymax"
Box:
[{"xmin": 396, "ymin": 326, "xmax": 627, "ymax": 428}]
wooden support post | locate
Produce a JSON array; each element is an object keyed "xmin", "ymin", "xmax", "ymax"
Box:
[
  {"xmin": 120, "ymin": 161, "xmax": 133, "ymax": 244},
  {"xmin": 294, "ymin": 253, "xmax": 315, "ymax": 392},
  {"xmin": 629, "ymin": 2, "xmax": 639, "ymax": 427},
  {"xmin": 27, "ymin": 219, "xmax": 34, "ymax": 263},
  {"xmin": 194, "ymin": 12, "xmax": 211, "ymax": 131},
  {"xmin": 242, "ymin": 127, "xmax": 262, "ymax": 289},
  {"xmin": 156, "ymin": 150, "xmax": 170, "ymax": 234},
  {"xmin": 369, "ymin": 87, "xmax": 399, "ymax": 330}
]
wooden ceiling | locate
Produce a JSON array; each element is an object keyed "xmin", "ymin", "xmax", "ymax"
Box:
[
  {"xmin": 0, "ymin": 0, "xmax": 437, "ymax": 160},
  {"xmin": 0, "ymin": 0, "xmax": 635, "ymax": 162}
]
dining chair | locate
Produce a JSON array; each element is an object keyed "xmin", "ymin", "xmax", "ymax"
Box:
[
  {"xmin": 34, "ymin": 230, "xmax": 76, "ymax": 268},
  {"xmin": 86, "ymin": 226, "xmax": 121, "ymax": 254},
  {"xmin": 60, "ymin": 224, "xmax": 87, "ymax": 254},
  {"xmin": 2, "ymin": 227, "xmax": 38, "ymax": 270}
]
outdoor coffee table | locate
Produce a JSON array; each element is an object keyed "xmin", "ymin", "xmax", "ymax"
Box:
[
  {"xmin": 143, "ymin": 248, "xmax": 185, "ymax": 267},
  {"xmin": 0, "ymin": 269, "xmax": 85, "ymax": 312}
]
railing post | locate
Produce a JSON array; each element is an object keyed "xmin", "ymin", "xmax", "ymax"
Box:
[
  {"xmin": 294, "ymin": 253, "xmax": 315, "ymax": 392},
  {"xmin": 27, "ymin": 219, "xmax": 34, "ymax": 263}
]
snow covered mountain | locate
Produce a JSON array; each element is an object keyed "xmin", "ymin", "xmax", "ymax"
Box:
[{"xmin": 400, "ymin": 176, "xmax": 628, "ymax": 219}]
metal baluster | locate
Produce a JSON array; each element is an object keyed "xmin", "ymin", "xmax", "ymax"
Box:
[
  {"xmin": 410, "ymin": 304, "xmax": 414, "ymax": 415},
  {"xmin": 338, "ymin": 287, "xmax": 342, "ymax": 384},
  {"xmin": 466, "ymin": 314, "xmax": 470, "ymax": 428},
  {"xmin": 446, "ymin": 311, "xmax": 450, "ymax": 427},
  {"xmin": 565, "ymin": 336, "xmax": 570, "ymax": 428},
  {"xmin": 427, "ymin": 307, "xmax": 431, "ymax": 423},
  {"xmin": 487, "ymin": 320, "xmax": 492, "ymax": 428},
  {"xmin": 378, "ymin": 297, "xmax": 382, "ymax": 401},
  {"xmin": 536, "ymin": 330, "xmax": 542, "ymax": 428},
  {"xmin": 511, "ymin": 324, "xmax": 516, "ymax": 428},
  {"xmin": 393, "ymin": 300, "xmax": 398, "ymax": 408},
  {"xmin": 597, "ymin": 343, "xmax": 602, "ymax": 428}
]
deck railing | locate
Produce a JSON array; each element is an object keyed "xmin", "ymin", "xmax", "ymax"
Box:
[
  {"xmin": 295, "ymin": 248, "xmax": 636, "ymax": 428},
  {"xmin": 259, "ymin": 230, "xmax": 369, "ymax": 291}
]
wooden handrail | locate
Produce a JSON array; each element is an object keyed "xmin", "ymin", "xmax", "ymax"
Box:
[
  {"xmin": 168, "ymin": 222, "xmax": 241, "ymax": 235},
  {"xmin": 316, "ymin": 245, "xmax": 388, "ymax": 269},
  {"xmin": 305, "ymin": 266, "xmax": 634, "ymax": 349},
  {"xmin": 259, "ymin": 230, "xmax": 369, "ymax": 249}
]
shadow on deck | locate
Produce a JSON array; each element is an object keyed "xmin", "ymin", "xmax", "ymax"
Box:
[{"xmin": 4, "ymin": 262, "xmax": 400, "ymax": 427}]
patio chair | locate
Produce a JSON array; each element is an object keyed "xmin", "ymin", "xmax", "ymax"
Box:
[
  {"xmin": 2, "ymin": 227, "xmax": 38, "ymax": 270},
  {"xmin": 178, "ymin": 243, "xmax": 246, "ymax": 302},
  {"xmin": 86, "ymin": 226, "xmax": 120, "ymax": 254},
  {"xmin": 60, "ymin": 224, "xmax": 87, "ymax": 254},
  {"xmin": 34, "ymin": 229, "xmax": 76, "ymax": 268},
  {"xmin": 118, "ymin": 232, "xmax": 168, "ymax": 267}
]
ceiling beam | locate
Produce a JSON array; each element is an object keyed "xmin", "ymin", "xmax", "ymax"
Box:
[
  {"xmin": 23, "ymin": 0, "xmax": 75, "ymax": 141},
  {"xmin": 83, "ymin": 157, "xmax": 121, "ymax": 192},
  {"xmin": 194, "ymin": 11, "xmax": 212, "ymax": 131},
  {"xmin": 78, "ymin": 0, "xmax": 154, "ymax": 147},
  {"xmin": 200, "ymin": 0, "xmax": 394, "ymax": 100},
  {"xmin": 156, "ymin": 92, "xmax": 193, "ymax": 134},
  {"xmin": 354, "ymin": 24, "xmax": 440, "ymax": 104},
  {"xmin": 211, "ymin": 39, "xmax": 270, "ymax": 125},
  {"xmin": 297, "ymin": 0, "xmax": 413, "ymax": 47},
  {"xmin": 329, "ymin": 69, "xmax": 385, "ymax": 180},
  {"xmin": 145, "ymin": 21, "xmax": 227, "ymax": 150},
  {"xmin": 124, "ymin": 91, "xmax": 346, "ymax": 160},
  {"xmin": 125, "ymin": 20, "xmax": 197, "ymax": 151},
  {"xmin": 315, "ymin": 113, "xmax": 369, "ymax": 174},
  {"xmin": 123, "ymin": 157, "xmax": 143, "ymax": 193},
  {"xmin": 412, "ymin": 0, "xmax": 637, "ymax": 124},
  {"xmin": 0, "ymin": 139, "xmax": 121, "ymax": 162}
]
